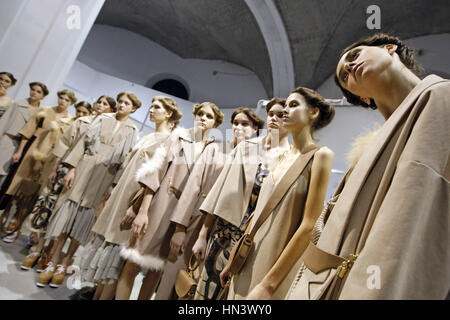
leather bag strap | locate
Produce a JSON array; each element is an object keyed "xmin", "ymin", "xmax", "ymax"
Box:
[{"xmin": 248, "ymin": 146, "xmax": 319, "ymax": 239}]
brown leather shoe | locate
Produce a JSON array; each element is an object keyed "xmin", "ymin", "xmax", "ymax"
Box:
[
  {"xmin": 21, "ymin": 252, "xmax": 41, "ymax": 270},
  {"xmin": 36, "ymin": 262, "xmax": 55, "ymax": 287},
  {"xmin": 49, "ymin": 264, "xmax": 66, "ymax": 288},
  {"xmin": 36, "ymin": 254, "xmax": 50, "ymax": 273}
]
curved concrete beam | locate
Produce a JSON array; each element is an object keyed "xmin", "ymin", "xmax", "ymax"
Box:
[{"xmin": 245, "ymin": 0, "xmax": 295, "ymax": 97}]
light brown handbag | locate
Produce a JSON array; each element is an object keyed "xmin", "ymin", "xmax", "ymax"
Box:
[
  {"xmin": 175, "ymin": 254, "xmax": 199, "ymax": 300},
  {"xmin": 226, "ymin": 146, "xmax": 319, "ymax": 275}
]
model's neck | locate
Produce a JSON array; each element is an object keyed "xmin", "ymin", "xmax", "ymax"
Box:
[
  {"xmin": 266, "ymin": 130, "xmax": 290, "ymax": 150},
  {"xmin": 373, "ymin": 66, "xmax": 421, "ymax": 120},
  {"xmin": 290, "ymin": 126, "xmax": 315, "ymax": 154},
  {"xmin": 28, "ymin": 98, "xmax": 40, "ymax": 107},
  {"xmin": 193, "ymin": 126, "xmax": 208, "ymax": 143},
  {"xmin": 55, "ymin": 106, "xmax": 67, "ymax": 114},
  {"xmin": 116, "ymin": 113, "xmax": 129, "ymax": 122},
  {"xmin": 154, "ymin": 121, "xmax": 171, "ymax": 134}
]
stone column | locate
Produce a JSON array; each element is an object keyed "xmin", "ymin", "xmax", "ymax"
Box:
[{"xmin": 0, "ymin": 0, "xmax": 105, "ymax": 101}]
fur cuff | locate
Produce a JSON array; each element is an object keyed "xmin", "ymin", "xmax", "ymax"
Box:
[
  {"xmin": 135, "ymin": 145, "xmax": 167, "ymax": 182},
  {"xmin": 31, "ymin": 149, "xmax": 48, "ymax": 161},
  {"xmin": 120, "ymin": 246, "xmax": 165, "ymax": 271}
]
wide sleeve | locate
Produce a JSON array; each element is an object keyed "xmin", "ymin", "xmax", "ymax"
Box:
[
  {"xmin": 339, "ymin": 81, "xmax": 450, "ymax": 299},
  {"xmin": 18, "ymin": 108, "xmax": 41, "ymax": 139},
  {"xmin": 62, "ymin": 129, "xmax": 86, "ymax": 168},
  {"xmin": 170, "ymin": 144, "xmax": 218, "ymax": 227},
  {"xmin": 53, "ymin": 120, "xmax": 78, "ymax": 158},
  {"xmin": 135, "ymin": 137, "xmax": 174, "ymax": 194}
]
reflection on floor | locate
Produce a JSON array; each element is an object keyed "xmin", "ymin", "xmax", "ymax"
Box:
[{"xmin": 0, "ymin": 234, "xmax": 144, "ymax": 300}]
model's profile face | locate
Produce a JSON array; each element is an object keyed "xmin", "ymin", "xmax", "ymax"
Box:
[
  {"xmin": 150, "ymin": 100, "xmax": 170, "ymax": 124},
  {"xmin": 195, "ymin": 105, "xmax": 216, "ymax": 131},
  {"xmin": 75, "ymin": 106, "xmax": 90, "ymax": 118},
  {"xmin": 29, "ymin": 85, "xmax": 45, "ymax": 101},
  {"xmin": 117, "ymin": 95, "xmax": 135, "ymax": 115},
  {"xmin": 232, "ymin": 112, "xmax": 257, "ymax": 141},
  {"xmin": 267, "ymin": 103, "xmax": 287, "ymax": 135},
  {"xmin": 283, "ymin": 93, "xmax": 314, "ymax": 132},
  {"xmin": 336, "ymin": 45, "xmax": 394, "ymax": 100},
  {"xmin": 0, "ymin": 74, "xmax": 12, "ymax": 90},
  {"xmin": 58, "ymin": 94, "xmax": 72, "ymax": 109},
  {"xmin": 94, "ymin": 96, "xmax": 112, "ymax": 114}
]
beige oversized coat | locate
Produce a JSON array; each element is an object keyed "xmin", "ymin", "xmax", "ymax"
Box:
[
  {"xmin": 50, "ymin": 115, "xmax": 96, "ymax": 212},
  {"xmin": 62, "ymin": 113, "xmax": 138, "ymax": 209},
  {"xmin": 120, "ymin": 127, "xmax": 217, "ymax": 271},
  {"xmin": 90, "ymin": 132, "xmax": 170, "ymax": 245},
  {"xmin": 0, "ymin": 99, "xmax": 40, "ymax": 176},
  {"xmin": 6, "ymin": 107, "xmax": 73, "ymax": 195},
  {"xmin": 200, "ymin": 136, "xmax": 267, "ymax": 227},
  {"xmin": 287, "ymin": 75, "xmax": 450, "ymax": 300}
]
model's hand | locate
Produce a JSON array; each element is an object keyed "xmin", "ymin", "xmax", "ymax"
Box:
[
  {"xmin": 12, "ymin": 152, "xmax": 22, "ymax": 163},
  {"xmin": 245, "ymin": 283, "xmax": 272, "ymax": 300},
  {"xmin": 32, "ymin": 160, "xmax": 43, "ymax": 173},
  {"xmin": 132, "ymin": 213, "xmax": 148, "ymax": 238},
  {"xmin": 49, "ymin": 170, "xmax": 57, "ymax": 184},
  {"xmin": 220, "ymin": 264, "xmax": 231, "ymax": 288},
  {"xmin": 170, "ymin": 230, "xmax": 186, "ymax": 255},
  {"xmin": 192, "ymin": 235, "xmax": 207, "ymax": 261},
  {"xmin": 63, "ymin": 168, "xmax": 76, "ymax": 189},
  {"xmin": 121, "ymin": 206, "xmax": 137, "ymax": 226},
  {"xmin": 104, "ymin": 185, "xmax": 114, "ymax": 201}
]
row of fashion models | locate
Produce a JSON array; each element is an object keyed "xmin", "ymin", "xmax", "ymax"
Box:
[{"xmin": 0, "ymin": 32, "xmax": 448, "ymax": 300}]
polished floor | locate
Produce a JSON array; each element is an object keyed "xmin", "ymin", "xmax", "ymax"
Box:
[{"xmin": 0, "ymin": 233, "xmax": 145, "ymax": 300}]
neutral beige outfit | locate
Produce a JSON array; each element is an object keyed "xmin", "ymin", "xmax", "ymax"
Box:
[
  {"xmin": 286, "ymin": 75, "xmax": 450, "ymax": 300},
  {"xmin": 46, "ymin": 113, "xmax": 138, "ymax": 245},
  {"xmin": 79, "ymin": 132, "xmax": 170, "ymax": 284},
  {"xmin": 0, "ymin": 95, "xmax": 14, "ymax": 118},
  {"xmin": 120, "ymin": 127, "xmax": 217, "ymax": 271},
  {"xmin": 6, "ymin": 107, "xmax": 73, "ymax": 196},
  {"xmin": 227, "ymin": 147, "xmax": 319, "ymax": 300},
  {"xmin": 0, "ymin": 98, "xmax": 40, "ymax": 177}
]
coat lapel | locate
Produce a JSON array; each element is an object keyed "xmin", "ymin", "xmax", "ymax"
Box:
[{"xmin": 318, "ymin": 75, "xmax": 447, "ymax": 255}]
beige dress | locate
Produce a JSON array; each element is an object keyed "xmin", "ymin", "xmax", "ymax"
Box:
[
  {"xmin": 228, "ymin": 151, "xmax": 315, "ymax": 300},
  {"xmin": 5, "ymin": 107, "xmax": 73, "ymax": 196},
  {"xmin": 120, "ymin": 127, "xmax": 216, "ymax": 271},
  {"xmin": 286, "ymin": 75, "xmax": 450, "ymax": 300},
  {"xmin": 0, "ymin": 98, "xmax": 40, "ymax": 177},
  {"xmin": 45, "ymin": 113, "xmax": 138, "ymax": 245},
  {"xmin": 79, "ymin": 132, "xmax": 170, "ymax": 284}
]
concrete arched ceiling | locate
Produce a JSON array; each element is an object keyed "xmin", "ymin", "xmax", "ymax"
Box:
[{"xmin": 95, "ymin": 0, "xmax": 450, "ymax": 96}]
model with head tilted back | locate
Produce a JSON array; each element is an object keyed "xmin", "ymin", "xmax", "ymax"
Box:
[
  {"xmin": 287, "ymin": 33, "xmax": 450, "ymax": 300},
  {"xmin": 115, "ymin": 101, "xmax": 224, "ymax": 300},
  {"xmin": 189, "ymin": 98, "xmax": 290, "ymax": 300},
  {"xmin": 0, "ymin": 89, "xmax": 75, "ymax": 242},
  {"xmin": 37, "ymin": 92, "xmax": 140, "ymax": 288},
  {"xmin": 77, "ymin": 96, "xmax": 182, "ymax": 300},
  {"xmin": 20, "ymin": 96, "xmax": 115, "ymax": 272},
  {"xmin": 219, "ymin": 89, "xmax": 335, "ymax": 300},
  {"xmin": 0, "ymin": 72, "xmax": 17, "ymax": 117}
]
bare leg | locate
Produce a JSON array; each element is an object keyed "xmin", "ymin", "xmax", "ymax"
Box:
[
  {"xmin": 115, "ymin": 261, "xmax": 140, "ymax": 300},
  {"xmin": 61, "ymin": 237, "xmax": 80, "ymax": 267},
  {"xmin": 138, "ymin": 270, "xmax": 162, "ymax": 300},
  {"xmin": 50, "ymin": 233, "xmax": 69, "ymax": 265},
  {"xmin": 99, "ymin": 281, "xmax": 117, "ymax": 300},
  {"xmin": 93, "ymin": 284, "xmax": 104, "ymax": 300}
]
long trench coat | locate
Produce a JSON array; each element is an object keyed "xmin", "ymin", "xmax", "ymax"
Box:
[
  {"xmin": 120, "ymin": 127, "xmax": 217, "ymax": 271},
  {"xmin": 62, "ymin": 113, "xmax": 138, "ymax": 209},
  {"xmin": 286, "ymin": 75, "xmax": 450, "ymax": 300},
  {"xmin": 90, "ymin": 132, "xmax": 170, "ymax": 245},
  {"xmin": 6, "ymin": 107, "xmax": 73, "ymax": 196},
  {"xmin": 0, "ymin": 98, "xmax": 40, "ymax": 176}
]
